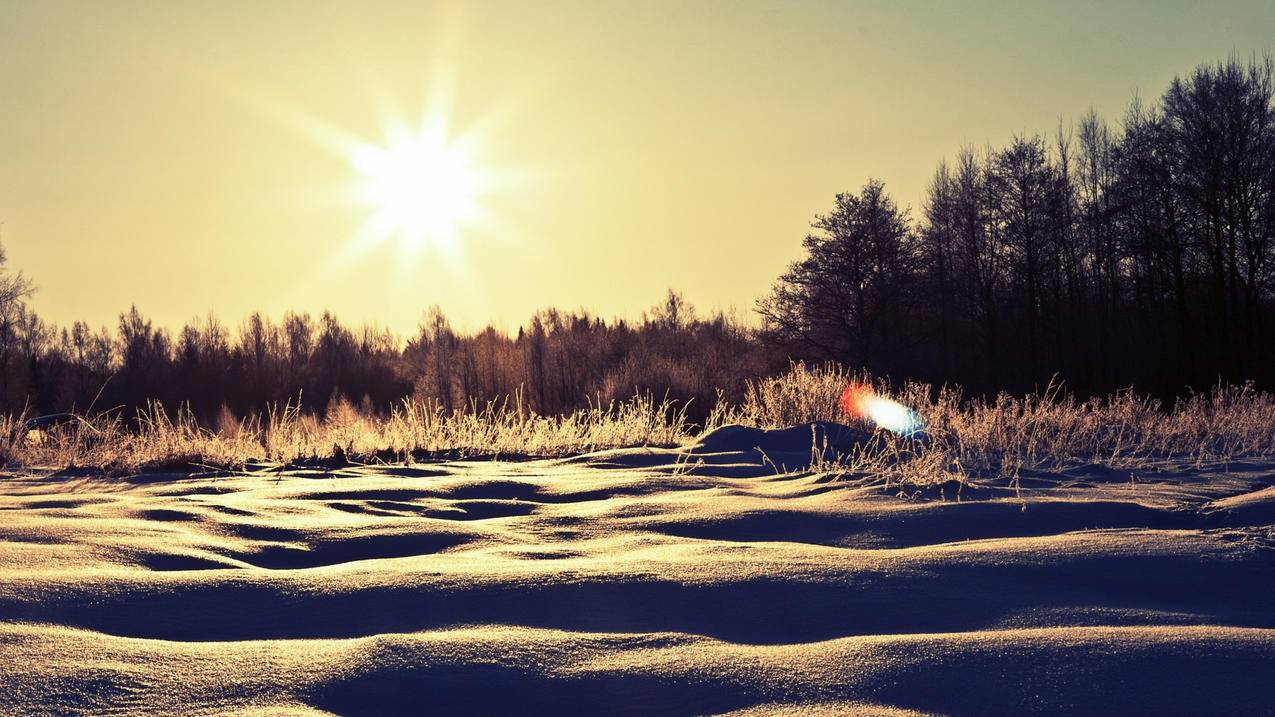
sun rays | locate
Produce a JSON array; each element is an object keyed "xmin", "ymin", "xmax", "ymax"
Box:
[
  {"xmin": 348, "ymin": 120, "xmax": 488, "ymax": 256},
  {"xmin": 237, "ymin": 71, "xmax": 509, "ymax": 268}
]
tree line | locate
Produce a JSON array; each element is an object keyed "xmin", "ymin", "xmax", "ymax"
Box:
[
  {"xmin": 0, "ymin": 279, "xmax": 772, "ymax": 427},
  {"xmin": 760, "ymin": 56, "xmax": 1275, "ymax": 398},
  {"xmin": 3, "ymin": 56, "xmax": 1273, "ymax": 424}
]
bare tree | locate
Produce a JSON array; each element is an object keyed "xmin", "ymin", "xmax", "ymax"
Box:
[
  {"xmin": 0, "ymin": 242, "xmax": 34, "ymax": 402},
  {"xmin": 758, "ymin": 179, "xmax": 915, "ymax": 371}
]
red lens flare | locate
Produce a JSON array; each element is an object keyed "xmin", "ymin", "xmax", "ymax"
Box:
[{"xmin": 839, "ymin": 383, "xmax": 875, "ymax": 420}]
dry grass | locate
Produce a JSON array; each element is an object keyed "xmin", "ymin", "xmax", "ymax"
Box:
[
  {"xmin": 5, "ymin": 364, "xmax": 1274, "ymax": 478},
  {"xmin": 726, "ymin": 363, "xmax": 1275, "ymax": 486},
  {"xmin": 4, "ymin": 392, "xmax": 693, "ymax": 473}
]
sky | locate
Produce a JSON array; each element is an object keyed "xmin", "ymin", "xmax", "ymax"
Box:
[{"xmin": 2, "ymin": 0, "xmax": 1273, "ymax": 336}]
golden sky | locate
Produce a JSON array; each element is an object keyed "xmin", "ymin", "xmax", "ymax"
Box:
[{"xmin": 3, "ymin": 0, "xmax": 1273, "ymax": 335}]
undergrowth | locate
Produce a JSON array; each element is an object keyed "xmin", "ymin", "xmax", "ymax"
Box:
[{"xmin": 6, "ymin": 364, "xmax": 1274, "ymax": 479}]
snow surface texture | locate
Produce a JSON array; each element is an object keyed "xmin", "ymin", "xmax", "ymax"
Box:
[{"xmin": 1, "ymin": 423, "xmax": 1273, "ymax": 716}]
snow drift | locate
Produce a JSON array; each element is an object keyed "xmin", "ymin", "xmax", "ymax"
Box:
[{"xmin": 1, "ymin": 424, "xmax": 1273, "ymax": 715}]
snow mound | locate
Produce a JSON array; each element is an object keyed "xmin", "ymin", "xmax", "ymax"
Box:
[{"xmin": 691, "ymin": 421, "xmax": 872, "ymax": 456}]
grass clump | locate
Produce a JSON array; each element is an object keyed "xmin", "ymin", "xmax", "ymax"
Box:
[{"xmin": 723, "ymin": 363, "xmax": 1275, "ymax": 487}]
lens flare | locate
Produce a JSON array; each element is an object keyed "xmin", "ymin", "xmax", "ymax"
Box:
[{"xmin": 839, "ymin": 383, "xmax": 925, "ymax": 436}]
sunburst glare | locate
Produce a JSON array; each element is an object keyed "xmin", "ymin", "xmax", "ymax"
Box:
[{"xmin": 349, "ymin": 122, "xmax": 487, "ymax": 255}]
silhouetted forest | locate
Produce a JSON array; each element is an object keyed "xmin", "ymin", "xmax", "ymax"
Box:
[
  {"xmin": 3, "ymin": 56, "xmax": 1274, "ymax": 423},
  {"xmin": 0, "ymin": 284, "xmax": 770, "ymax": 426},
  {"xmin": 761, "ymin": 56, "xmax": 1275, "ymax": 398}
]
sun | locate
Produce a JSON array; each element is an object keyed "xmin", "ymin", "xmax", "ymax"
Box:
[
  {"xmin": 350, "ymin": 125, "xmax": 485, "ymax": 253},
  {"xmin": 238, "ymin": 77, "xmax": 513, "ymax": 264}
]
